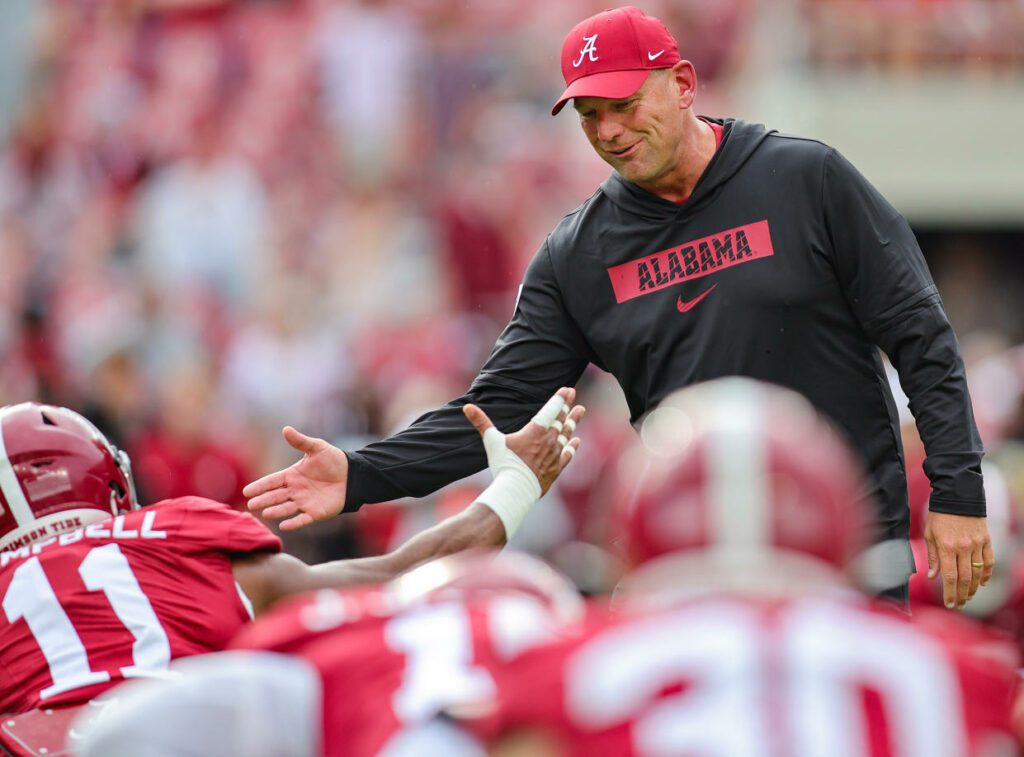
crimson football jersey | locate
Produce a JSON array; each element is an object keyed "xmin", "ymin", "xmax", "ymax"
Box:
[
  {"xmin": 229, "ymin": 584, "xmax": 572, "ymax": 757},
  {"xmin": 0, "ymin": 496, "xmax": 280, "ymax": 714},
  {"xmin": 466, "ymin": 594, "xmax": 1021, "ymax": 757}
]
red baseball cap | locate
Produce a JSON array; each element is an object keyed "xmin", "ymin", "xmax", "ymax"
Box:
[{"xmin": 552, "ymin": 6, "xmax": 681, "ymax": 116}]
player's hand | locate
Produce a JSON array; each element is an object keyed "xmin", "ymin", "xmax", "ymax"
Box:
[
  {"xmin": 924, "ymin": 512, "xmax": 994, "ymax": 609},
  {"xmin": 243, "ymin": 427, "xmax": 349, "ymax": 531},
  {"xmin": 463, "ymin": 387, "xmax": 585, "ymax": 495}
]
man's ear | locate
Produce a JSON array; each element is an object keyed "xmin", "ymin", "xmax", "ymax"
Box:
[{"xmin": 672, "ymin": 61, "xmax": 699, "ymax": 109}]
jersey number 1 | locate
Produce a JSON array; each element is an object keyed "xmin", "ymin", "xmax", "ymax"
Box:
[{"xmin": 3, "ymin": 543, "xmax": 172, "ymax": 700}]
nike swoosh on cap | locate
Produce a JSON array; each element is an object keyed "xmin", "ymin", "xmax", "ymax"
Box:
[
  {"xmin": 647, "ymin": 50, "xmax": 665, "ymax": 61},
  {"xmin": 677, "ymin": 284, "xmax": 717, "ymax": 313}
]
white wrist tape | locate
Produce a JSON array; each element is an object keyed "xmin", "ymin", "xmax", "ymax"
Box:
[{"xmin": 475, "ymin": 427, "xmax": 542, "ymax": 540}]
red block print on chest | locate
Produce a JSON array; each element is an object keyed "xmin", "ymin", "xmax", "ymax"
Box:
[{"xmin": 606, "ymin": 220, "xmax": 774, "ymax": 304}]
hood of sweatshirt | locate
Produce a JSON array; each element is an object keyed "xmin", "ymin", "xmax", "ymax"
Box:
[{"xmin": 598, "ymin": 118, "xmax": 776, "ymax": 222}]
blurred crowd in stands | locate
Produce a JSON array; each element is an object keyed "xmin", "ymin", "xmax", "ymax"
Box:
[
  {"xmin": 805, "ymin": 0, "xmax": 1024, "ymax": 72},
  {"xmin": 1, "ymin": 0, "xmax": 1022, "ymax": 579}
]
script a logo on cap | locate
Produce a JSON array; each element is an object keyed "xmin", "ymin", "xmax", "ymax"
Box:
[{"xmin": 573, "ymin": 34, "xmax": 599, "ymax": 68}]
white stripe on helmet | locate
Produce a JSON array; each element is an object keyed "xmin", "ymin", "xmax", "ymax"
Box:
[
  {"xmin": 0, "ymin": 411, "xmax": 37, "ymax": 527},
  {"xmin": 709, "ymin": 379, "xmax": 770, "ymax": 557}
]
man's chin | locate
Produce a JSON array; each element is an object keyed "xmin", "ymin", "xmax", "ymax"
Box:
[
  {"xmin": 615, "ymin": 164, "xmax": 651, "ymax": 185},
  {"xmin": 598, "ymin": 151, "xmax": 654, "ymax": 184}
]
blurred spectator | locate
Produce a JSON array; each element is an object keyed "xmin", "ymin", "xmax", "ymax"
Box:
[
  {"xmin": 219, "ymin": 273, "xmax": 352, "ymax": 437},
  {"xmin": 131, "ymin": 106, "xmax": 268, "ymax": 318},
  {"xmin": 312, "ymin": 0, "xmax": 424, "ymax": 186},
  {"xmin": 929, "ymin": 236, "xmax": 1024, "ymax": 343},
  {"xmin": 77, "ymin": 348, "xmax": 150, "ymax": 451},
  {"xmin": 436, "ymin": 169, "xmax": 519, "ymax": 320},
  {"xmin": 131, "ymin": 362, "xmax": 256, "ymax": 509}
]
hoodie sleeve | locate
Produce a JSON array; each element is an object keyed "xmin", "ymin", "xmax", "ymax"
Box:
[
  {"xmin": 821, "ymin": 148, "xmax": 986, "ymax": 517},
  {"xmin": 344, "ymin": 241, "xmax": 591, "ymax": 510}
]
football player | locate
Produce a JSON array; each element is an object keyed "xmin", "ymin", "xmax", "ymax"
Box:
[
  {"xmin": 71, "ymin": 550, "xmax": 585, "ymax": 757},
  {"xmin": 455, "ymin": 378, "xmax": 1021, "ymax": 756},
  {"xmin": 0, "ymin": 390, "xmax": 582, "ymax": 753}
]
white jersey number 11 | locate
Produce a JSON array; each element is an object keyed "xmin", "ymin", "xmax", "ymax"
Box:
[{"xmin": 3, "ymin": 543, "xmax": 172, "ymax": 699}]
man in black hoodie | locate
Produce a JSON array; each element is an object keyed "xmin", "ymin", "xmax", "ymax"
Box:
[{"xmin": 246, "ymin": 6, "xmax": 991, "ymax": 610}]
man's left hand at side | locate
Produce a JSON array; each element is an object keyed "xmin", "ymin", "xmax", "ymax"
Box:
[{"xmin": 924, "ymin": 512, "xmax": 994, "ymax": 609}]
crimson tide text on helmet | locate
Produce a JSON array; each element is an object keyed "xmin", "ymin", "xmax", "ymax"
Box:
[
  {"xmin": 0, "ymin": 402, "xmax": 137, "ymax": 552},
  {"xmin": 614, "ymin": 378, "xmax": 874, "ymax": 580}
]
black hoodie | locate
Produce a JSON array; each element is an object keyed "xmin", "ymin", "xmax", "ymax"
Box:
[{"xmin": 345, "ymin": 119, "xmax": 985, "ymax": 551}]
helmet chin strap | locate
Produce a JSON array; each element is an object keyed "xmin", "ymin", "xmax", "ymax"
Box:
[{"xmin": 114, "ymin": 447, "xmax": 139, "ymax": 511}]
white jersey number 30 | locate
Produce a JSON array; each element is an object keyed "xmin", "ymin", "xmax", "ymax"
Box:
[{"xmin": 566, "ymin": 601, "xmax": 969, "ymax": 757}]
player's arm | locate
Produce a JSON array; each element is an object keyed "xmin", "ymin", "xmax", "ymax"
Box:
[
  {"xmin": 244, "ymin": 241, "xmax": 590, "ymax": 530},
  {"xmin": 233, "ymin": 392, "xmax": 585, "ymax": 616},
  {"xmin": 232, "ymin": 504, "xmax": 503, "ymax": 615}
]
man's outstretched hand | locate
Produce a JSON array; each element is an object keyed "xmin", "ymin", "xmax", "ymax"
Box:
[
  {"xmin": 244, "ymin": 427, "xmax": 349, "ymax": 531},
  {"xmin": 245, "ymin": 387, "xmax": 584, "ymax": 532}
]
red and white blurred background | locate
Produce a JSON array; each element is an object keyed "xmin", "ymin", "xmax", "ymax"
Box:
[{"xmin": 1, "ymin": 0, "xmax": 1022, "ymax": 577}]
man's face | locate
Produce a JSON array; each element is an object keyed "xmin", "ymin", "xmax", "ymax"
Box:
[{"xmin": 573, "ymin": 70, "xmax": 684, "ymax": 187}]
